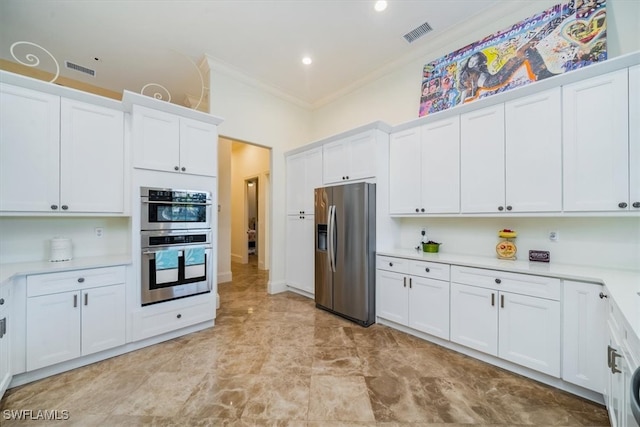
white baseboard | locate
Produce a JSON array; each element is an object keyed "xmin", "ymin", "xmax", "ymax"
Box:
[
  {"xmin": 218, "ymin": 271, "xmax": 232, "ymax": 284},
  {"xmin": 268, "ymin": 279, "xmax": 287, "ymax": 294}
]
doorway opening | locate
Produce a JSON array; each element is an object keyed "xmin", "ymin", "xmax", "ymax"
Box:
[{"xmin": 245, "ymin": 177, "xmax": 258, "ymax": 264}]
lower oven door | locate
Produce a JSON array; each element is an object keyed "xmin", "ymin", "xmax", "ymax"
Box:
[{"xmin": 141, "ymin": 244, "xmax": 212, "ymax": 305}]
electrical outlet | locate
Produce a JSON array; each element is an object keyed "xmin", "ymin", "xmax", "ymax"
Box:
[
  {"xmin": 549, "ymin": 230, "xmax": 558, "ymax": 242},
  {"xmin": 95, "ymin": 227, "xmax": 104, "ymax": 238}
]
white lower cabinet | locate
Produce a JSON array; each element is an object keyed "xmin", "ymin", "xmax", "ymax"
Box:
[
  {"xmin": 562, "ymin": 280, "xmax": 607, "ymax": 393},
  {"xmin": 25, "ymin": 266, "xmax": 126, "ymax": 371},
  {"xmin": 450, "ymin": 266, "xmax": 561, "ymax": 377},
  {"xmin": 0, "ymin": 281, "xmax": 11, "ymax": 398},
  {"xmin": 376, "ymin": 256, "xmax": 450, "ymax": 340},
  {"xmin": 285, "ymin": 214, "xmax": 315, "ymax": 294}
]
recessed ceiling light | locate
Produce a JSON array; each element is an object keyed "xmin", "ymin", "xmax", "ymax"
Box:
[
  {"xmin": 374, "ymin": 1, "xmax": 387, "ymax": 12},
  {"xmin": 302, "ymin": 56, "xmax": 312, "ymax": 65}
]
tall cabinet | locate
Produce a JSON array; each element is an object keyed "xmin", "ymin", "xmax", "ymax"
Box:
[{"xmin": 285, "ymin": 148, "xmax": 323, "ymax": 294}]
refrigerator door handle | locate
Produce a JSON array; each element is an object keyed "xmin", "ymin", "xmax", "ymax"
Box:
[
  {"xmin": 331, "ymin": 205, "xmax": 337, "ymax": 272},
  {"xmin": 327, "ymin": 205, "xmax": 335, "ymax": 273}
]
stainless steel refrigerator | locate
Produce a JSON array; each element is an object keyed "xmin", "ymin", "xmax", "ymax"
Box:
[{"xmin": 314, "ymin": 182, "xmax": 376, "ymax": 327}]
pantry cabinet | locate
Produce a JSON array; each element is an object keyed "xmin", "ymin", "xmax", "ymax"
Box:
[
  {"xmin": 389, "ymin": 116, "xmax": 460, "ymax": 214},
  {"xmin": 629, "ymin": 65, "xmax": 640, "ymax": 211},
  {"xmin": 562, "ymin": 69, "xmax": 630, "ymax": 212},
  {"xmin": 286, "ymin": 147, "xmax": 323, "ymax": 215},
  {"xmin": 323, "ymin": 130, "xmax": 376, "ymax": 184},
  {"xmin": 460, "ymin": 89, "xmax": 561, "ymax": 214},
  {"xmin": 450, "ymin": 266, "xmax": 561, "ymax": 377},
  {"xmin": 0, "ymin": 84, "xmax": 124, "ymax": 214},
  {"xmin": 562, "ymin": 280, "xmax": 607, "ymax": 393},
  {"xmin": 132, "ymin": 104, "xmax": 218, "ymax": 177},
  {"xmin": 376, "ymin": 256, "xmax": 450, "ymax": 340},
  {"xmin": 25, "ymin": 266, "xmax": 126, "ymax": 371}
]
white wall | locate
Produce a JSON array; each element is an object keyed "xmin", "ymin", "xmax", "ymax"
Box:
[
  {"xmin": 0, "ymin": 217, "xmax": 130, "ymax": 264},
  {"xmin": 205, "ymin": 56, "xmax": 312, "ymax": 292},
  {"xmin": 217, "ymin": 138, "xmax": 232, "ymax": 283}
]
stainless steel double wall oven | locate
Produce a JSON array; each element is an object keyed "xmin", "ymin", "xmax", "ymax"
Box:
[{"xmin": 140, "ymin": 187, "xmax": 213, "ymax": 305}]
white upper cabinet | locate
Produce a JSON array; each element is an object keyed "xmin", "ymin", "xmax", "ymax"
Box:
[
  {"xmin": 323, "ymin": 130, "xmax": 376, "ymax": 184},
  {"xmin": 389, "ymin": 127, "xmax": 422, "ymax": 214},
  {"xmin": 60, "ymin": 98, "xmax": 125, "ymax": 213},
  {"xmin": 421, "ymin": 117, "xmax": 460, "ymax": 213},
  {"xmin": 286, "ymin": 147, "xmax": 323, "ymax": 215},
  {"xmin": 504, "ymin": 88, "xmax": 562, "ymax": 212},
  {"xmin": 389, "ymin": 117, "xmax": 460, "ymax": 215},
  {"xmin": 132, "ymin": 104, "xmax": 217, "ymax": 177},
  {"xmin": 0, "ymin": 84, "xmax": 60, "ymax": 213},
  {"xmin": 562, "ymin": 69, "xmax": 629, "ymax": 212},
  {"xmin": 460, "ymin": 104, "xmax": 505, "ymax": 213},
  {"xmin": 629, "ymin": 65, "xmax": 640, "ymax": 210},
  {"xmin": 0, "ymin": 84, "xmax": 125, "ymax": 214}
]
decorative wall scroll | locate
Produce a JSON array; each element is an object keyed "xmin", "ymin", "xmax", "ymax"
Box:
[
  {"xmin": 7, "ymin": 41, "xmax": 205, "ymax": 110},
  {"xmin": 418, "ymin": 0, "xmax": 607, "ymax": 117}
]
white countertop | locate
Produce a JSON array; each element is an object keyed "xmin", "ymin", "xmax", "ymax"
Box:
[
  {"xmin": 377, "ymin": 249, "xmax": 640, "ymax": 339},
  {"xmin": 0, "ymin": 255, "xmax": 132, "ymax": 286}
]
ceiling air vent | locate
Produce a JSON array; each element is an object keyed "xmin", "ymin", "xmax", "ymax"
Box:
[
  {"xmin": 403, "ymin": 21, "xmax": 433, "ymax": 43},
  {"xmin": 65, "ymin": 61, "xmax": 96, "ymax": 77}
]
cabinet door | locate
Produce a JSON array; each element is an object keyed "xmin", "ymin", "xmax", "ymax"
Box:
[
  {"xmin": 0, "ymin": 84, "xmax": 60, "ymax": 212},
  {"xmin": 287, "ymin": 148, "xmax": 323, "ymax": 215},
  {"xmin": 26, "ymin": 291, "xmax": 81, "ymax": 371},
  {"xmin": 450, "ymin": 282, "xmax": 497, "ymax": 355},
  {"xmin": 389, "ymin": 127, "xmax": 422, "ymax": 214},
  {"xmin": 179, "ymin": 117, "xmax": 218, "ymax": 177},
  {"xmin": 285, "ymin": 215, "xmax": 315, "ymax": 294},
  {"xmin": 563, "ymin": 69, "xmax": 629, "ymax": 211},
  {"xmin": 408, "ymin": 276, "xmax": 449, "ymax": 340},
  {"xmin": 0, "ymin": 283, "xmax": 10, "ymax": 398},
  {"xmin": 323, "ymin": 139, "xmax": 348, "ymax": 184},
  {"xmin": 460, "ymin": 105, "xmax": 505, "ymax": 213},
  {"xmin": 505, "ymin": 88, "xmax": 562, "ymax": 212},
  {"xmin": 376, "ymin": 270, "xmax": 408, "ymax": 325},
  {"xmin": 60, "ymin": 99, "xmax": 125, "ymax": 213},
  {"xmin": 630, "ymin": 65, "xmax": 640, "ymax": 210},
  {"xmin": 132, "ymin": 105, "xmax": 180, "ymax": 173},
  {"xmin": 498, "ymin": 292, "xmax": 560, "ymax": 377},
  {"xmin": 421, "ymin": 116, "xmax": 460, "ymax": 213},
  {"xmin": 346, "ymin": 131, "xmax": 376, "ymax": 181},
  {"xmin": 81, "ymin": 284, "xmax": 126, "ymax": 356},
  {"xmin": 562, "ymin": 281, "xmax": 606, "ymax": 392}
]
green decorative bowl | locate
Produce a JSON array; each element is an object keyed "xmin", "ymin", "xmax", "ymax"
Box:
[{"xmin": 422, "ymin": 242, "xmax": 441, "ymax": 253}]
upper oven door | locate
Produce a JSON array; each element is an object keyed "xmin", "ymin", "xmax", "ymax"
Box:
[{"xmin": 141, "ymin": 187, "xmax": 212, "ymax": 230}]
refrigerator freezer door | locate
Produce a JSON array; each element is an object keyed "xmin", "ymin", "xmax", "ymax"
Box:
[
  {"xmin": 332, "ymin": 183, "xmax": 375, "ymax": 323},
  {"xmin": 314, "ymin": 187, "xmax": 332, "ymax": 310}
]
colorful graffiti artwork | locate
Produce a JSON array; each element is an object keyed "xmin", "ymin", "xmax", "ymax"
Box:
[{"xmin": 418, "ymin": 0, "xmax": 607, "ymax": 117}]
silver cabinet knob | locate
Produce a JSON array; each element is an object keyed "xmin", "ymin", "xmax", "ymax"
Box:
[
  {"xmin": 77, "ymin": 277, "xmax": 85, "ymax": 283},
  {"xmin": 425, "ymin": 267, "xmax": 430, "ymax": 273},
  {"xmin": 174, "ymin": 166, "xmax": 179, "ymax": 171},
  {"xmin": 389, "ymin": 262, "xmax": 393, "ymax": 267},
  {"xmin": 0, "ymin": 298, "xmax": 4, "ymax": 305},
  {"xmin": 181, "ymin": 167, "xmax": 186, "ymax": 172},
  {"xmin": 599, "ymin": 292, "xmax": 608, "ymax": 299},
  {"xmin": 498, "ymin": 206, "xmax": 504, "ymax": 211},
  {"xmin": 506, "ymin": 205, "xmax": 512, "ymax": 211},
  {"xmin": 177, "ymin": 314, "xmax": 182, "ymax": 319},
  {"xmin": 633, "ymin": 202, "xmax": 640, "ymax": 208},
  {"xmin": 618, "ymin": 202, "xmax": 628, "ymax": 208},
  {"xmin": 51, "ymin": 204, "xmax": 58, "ymax": 210},
  {"xmin": 61, "ymin": 205, "xmax": 68, "ymax": 210},
  {"xmin": 495, "ymin": 278, "xmax": 501, "ymax": 284}
]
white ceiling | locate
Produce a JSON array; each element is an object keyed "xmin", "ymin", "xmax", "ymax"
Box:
[{"xmin": 0, "ymin": 0, "xmax": 502, "ymax": 108}]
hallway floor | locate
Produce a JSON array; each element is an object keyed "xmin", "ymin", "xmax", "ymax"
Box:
[{"xmin": 1, "ymin": 258, "xmax": 610, "ymax": 425}]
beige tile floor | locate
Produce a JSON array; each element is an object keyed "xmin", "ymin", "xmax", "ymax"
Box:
[{"xmin": 1, "ymin": 257, "xmax": 610, "ymax": 426}]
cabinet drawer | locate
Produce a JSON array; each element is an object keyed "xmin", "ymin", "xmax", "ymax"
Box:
[
  {"xmin": 409, "ymin": 260, "xmax": 450, "ymax": 281},
  {"xmin": 376, "ymin": 256, "xmax": 409, "ymax": 274},
  {"xmin": 451, "ymin": 266, "xmax": 560, "ymax": 300},
  {"xmin": 132, "ymin": 295, "xmax": 215, "ymax": 341},
  {"xmin": 27, "ymin": 266, "xmax": 126, "ymax": 297}
]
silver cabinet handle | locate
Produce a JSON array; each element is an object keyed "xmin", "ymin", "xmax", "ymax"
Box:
[
  {"xmin": 409, "ymin": 277, "xmax": 412, "ymax": 289},
  {"xmin": 500, "ymin": 294, "xmax": 505, "ymax": 308},
  {"xmin": 0, "ymin": 317, "xmax": 6, "ymax": 339},
  {"xmin": 491, "ymin": 293, "xmax": 495, "ymax": 306},
  {"xmin": 607, "ymin": 345, "xmax": 614, "ymax": 368},
  {"xmin": 403, "ymin": 277, "xmax": 406, "ymax": 288},
  {"xmin": 73, "ymin": 294, "xmax": 78, "ymax": 308},
  {"xmin": 84, "ymin": 293, "xmax": 88, "ymax": 306},
  {"xmin": 0, "ymin": 298, "xmax": 4, "ymax": 305},
  {"xmin": 611, "ymin": 348, "xmax": 622, "ymax": 374}
]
